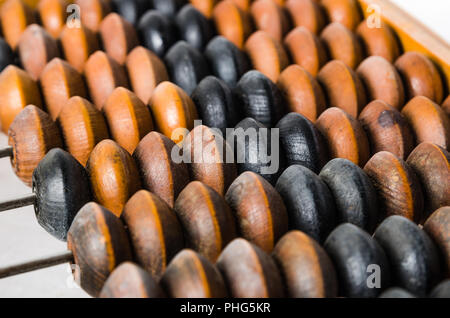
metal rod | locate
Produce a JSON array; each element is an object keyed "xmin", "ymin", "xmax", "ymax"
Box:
[
  {"xmin": 0, "ymin": 146, "xmax": 13, "ymax": 159},
  {"xmin": 0, "ymin": 251, "xmax": 73, "ymax": 279},
  {"xmin": 0, "ymin": 193, "xmax": 36, "ymax": 212}
]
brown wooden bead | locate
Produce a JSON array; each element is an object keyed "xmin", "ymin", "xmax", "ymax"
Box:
[
  {"xmin": 356, "ymin": 19, "xmax": 400, "ymax": 63},
  {"xmin": 126, "ymin": 46, "xmax": 169, "ymax": 104},
  {"xmin": 359, "ymin": 100, "xmax": 414, "ymax": 159},
  {"xmin": 38, "ymin": 0, "xmax": 68, "ymax": 38},
  {"xmin": 40, "ymin": 58, "xmax": 88, "ymax": 120},
  {"xmin": 250, "ymin": 0, "xmax": 290, "ymax": 42},
  {"xmin": 86, "ymin": 139, "xmax": 141, "ymax": 216},
  {"xmin": 133, "ymin": 131, "xmax": 190, "ymax": 208},
  {"xmin": 317, "ymin": 60, "xmax": 367, "ymax": 117},
  {"xmin": 190, "ymin": 0, "xmax": 217, "ymax": 18},
  {"xmin": 272, "ymin": 230, "xmax": 338, "ymax": 298},
  {"xmin": 103, "ymin": 87, "xmax": 153, "ymax": 154},
  {"xmin": 148, "ymin": 81, "xmax": 198, "ymax": 143},
  {"xmin": 401, "ymin": 96, "xmax": 450, "ymax": 150},
  {"xmin": 18, "ymin": 24, "xmax": 61, "ymax": 80},
  {"xmin": 230, "ymin": 0, "xmax": 252, "ymax": 11},
  {"xmin": 213, "ymin": 0, "xmax": 252, "ymax": 50},
  {"xmin": 245, "ymin": 30, "xmax": 289, "ymax": 82},
  {"xmin": 395, "ymin": 52, "xmax": 444, "ymax": 103},
  {"xmin": 160, "ymin": 249, "xmax": 228, "ymax": 298},
  {"xmin": 100, "ymin": 262, "xmax": 166, "ymax": 298},
  {"xmin": 225, "ymin": 171, "xmax": 288, "ymax": 252},
  {"xmin": 0, "ymin": 0, "xmax": 36, "ymax": 49},
  {"xmin": 67, "ymin": 202, "xmax": 132, "ymax": 297},
  {"xmin": 321, "ymin": 0, "xmax": 362, "ymax": 31},
  {"xmin": 406, "ymin": 143, "xmax": 450, "ymax": 217},
  {"xmin": 443, "ymin": 95, "xmax": 450, "ymax": 116},
  {"xmin": 320, "ymin": 22, "xmax": 363, "ymax": 69},
  {"xmin": 363, "ymin": 151, "xmax": 424, "ymax": 223},
  {"xmin": 316, "ymin": 107, "xmax": 370, "ymax": 167},
  {"xmin": 285, "ymin": 0, "xmax": 326, "ymax": 34},
  {"xmin": 57, "ymin": 96, "xmax": 109, "ymax": 166},
  {"xmin": 277, "ymin": 64, "xmax": 326, "ymax": 122},
  {"xmin": 60, "ymin": 24, "xmax": 100, "ymax": 73},
  {"xmin": 424, "ymin": 207, "xmax": 450, "ymax": 277},
  {"xmin": 100, "ymin": 13, "xmax": 139, "ymax": 65},
  {"xmin": 284, "ymin": 26, "xmax": 327, "ymax": 76},
  {"xmin": 122, "ymin": 190, "xmax": 184, "ymax": 278},
  {"xmin": 0, "ymin": 65, "xmax": 43, "ymax": 133},
  {"xmin": 8, "ymin": 105, "xmax": 63, "ymax": 186},
  {"xmin": 217, "ymin": 238, "xmax": 285, "ymax": 297},
  {"xmin": 182, "ymin": 125, "xmax": 237, "ymax": 196},
  {"xmin": 174, "ymin": 181, "xmax": 237, "ymax": 262},
  {"xmin": 75, "ymin": 0, "xmax": 111, "ymax": 32},
  {"xmin": 357, "ymin": 56, "xmax": 405, "ymax": 109},
  {"xmin": 84, "ymin": 51, "xmax": 129, "ymax": 109}
]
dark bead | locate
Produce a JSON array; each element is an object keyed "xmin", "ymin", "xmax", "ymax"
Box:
[
  {"xmin": 234, "ymin": 70, "xmax": 286, "ymax": 127},
  {"xmin": 378, "ymin": 287, "xmax": 416, "ymax": 298},
  {"xmin": 325, "ymin": 223, "xmax": 391, "ymax": 298},
  {"xmin": 276, "ymin": 112, "xmax": 327, "ymax": 173},
  {"xmin": 110, "ymin": 0, "xmax": 150, "ymax": 25},
  {"xmin": 233, "ymin": 117, "xmax": 285, "ymax": 185},
  {"xmin": 32, "ymin": 148, "xmax": 92, "ymax": 241},
  {"xmin": 137, "ymin": 10, "xmax": 177, "ymax": 58},
  {"xmin": 429, "ymin": 280, "xmax": 450, "ymax": 298},
  {"xmin": 164, "ymin": 41, "xmax": 210, "ymax": 95},
  {"xmin": 175, "ymin": 5, "xmax": 215, "ymax": 51},
  {"xmin": 275, "ymin": 165, "xmax": 336, "ymax": 243},
  {"xmin": 319, "ymin": 158, "xmax": 379, "ymax": 232},
  {"xmin": 150, "ymin": 0, "xmax": 186, "ymax": 17},
  {"xmin": 373, "ymin": 215, "xmax": 442, "ymax": 297},
  {"xmin": 191, "ymin": 76, "xmax": 241, "ymax": 134},
  {"xmin": 0, "ymin": 37, "xmax": 14, "ymax": 71},
  {"xmin": 205, "ymin": 36, "xmax": 250, "ymax": 88}
]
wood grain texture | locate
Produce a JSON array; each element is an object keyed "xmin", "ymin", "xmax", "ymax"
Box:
[
  {"xmin": 84, "ymin": 51, "xmax": 129, "ymax": 109},
  {"xmin": 57, "ymin": 96, "xmax": 109, "ymax": 166},
  {"xmin": 217, "ymin": 238, "xmax": 285, "ymax": 298},
  {"xmin": 0, "ymin": 0, "xmax": 36, "ymax": 49},
  {"xmin": 174, "ymin": 181, "xmax": 237, "ymax": 262},
  {"xmin": 250, "ymin": 0, "xmax": 290, "ymax": 42},
  {"xmin": 67, "ymin": 202, "xmax": 132, "ymax": 297},
  {"xmin": 40, "ymin": 58, "xmax": 88, "ymax": 120},
  {"xmin": 86, "ymin": 139, "xmax": 141, "ymax": 216},
  {"xmin": 122, "ymin": 190, "xmax": 184, "ymax": 278},
  {"xmin": 160, "ymin": 249, "xmax": 228, "ymax": 298},
  {"xmin": 0, "ymin": 65, "xmax": 43, "ymax": 133},
  {"xmin": 364, "ymin": 151, "xmax": 424, "ymax": 223},
  {"xmin": 8, "ymin": 105, "xmax": 62, "ymax": 186},
  {"xmin": 424, "ymin": 207, "xmax": 450, "ymax": 277},
  {"xmin": 100, "ymin": 13, "xmax": 139, "ymax": 65},
  {"xmin": 126, "ymin": 46, "xmax": 169, "ymax": 104},
  {"xmin": 359, "ymin": 100, "xmax": 414, "ymax": 159},
  {"xmin": 100, "ymin": 262, "xmax": 166, "ymax": 298},
  {"xmin": 273, "ymin": 230, "xmax": 338, "ymax": 298},
  {"xmin": 37, "ymin": 0, "xmax": 68, "ymax": 38},
  {"xmin": 284, "ymin": 26, "xmax": 327, "ymax": 76},
  {"xmin": 75, "ymin": 0, "xmax": 111, "ymax": 32},
  {"xmin": 133, "ymin": 131, "xmax": 190, "ymax": 208},
  {"xmin": 103, "ymin": 87, "xmax": 154, "ymax": 154},
  {"xmin": 226, "ymin": 171, "xmax": 288, "ymax": 252},
  {"xmin": 285, "ymin": 0, "xmax": 326, "ymax": 34}
]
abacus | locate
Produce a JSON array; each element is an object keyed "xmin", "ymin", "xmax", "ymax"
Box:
[{"xmin": 0, "ymin": 0, "xmax": 448, "ymax": 299}]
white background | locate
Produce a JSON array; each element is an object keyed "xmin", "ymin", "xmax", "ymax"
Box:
[{"xmin": 0, "ymin": 0, "xmax": 449, "ymax": 298}]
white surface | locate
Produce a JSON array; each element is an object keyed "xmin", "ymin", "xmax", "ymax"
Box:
[{"xmin": 0, "ymin": 1, "xmax": 449, "ymax": 298}]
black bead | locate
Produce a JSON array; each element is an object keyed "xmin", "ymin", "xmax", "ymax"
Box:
[
  {"xmin": 234, "ymin": 70, "xmax": 286, "ymax": 128},
  {"xmin": 32, "ymin": 148, "xmax": 92, "ymax": 241},
  {"xmin": 233, "ymin": 117, "xmax": 285, "ymax": 185},
  {"xmin": 191, "ymin": 76, "xmax": 241, "ymax": 134},
  {"xmin": 0, "ymin": 37, "xmax": 15, "ymax": 71},
  {"xmin": 137, "ymin": 10, "xmax": 178, "ymax": 58},
  {"xmin": 164, "ymin": 41, "xmax": 210, "ymax": 95},
  {"xmin": 378, "ymin": 288, "xmax": 416, "ymax": 298},
  {"xmin": 150, "ymin": 0, "xmax": 186, "ymax": 17},
  {"xmin": 175, "ymin": 5, "xmax": 215, "ymax": 51},
  {"xmin": 324, "ymin": 223, "xmax": 391, "ymax": 298},
  {"xmin": 373, "ymin": 216, "xmax": 441, "ymax": 297},
  {"xmin": 319, "ymin": 158, "xmax": 379, "ymax": 232},
  {"xmin": 205, "ymin": 36, "xmax": 250, "ymax": 88},
  {"xmin": 275, "ymin": 164, "xmax": 336, "ymax": 243},
  {"xmin": 110, "ymin": 0, "xmax": 150, "ymax": 25},
  {"xmin": 429, "ymin": 280, "xmax": 450, "ymax": 298},
  {"xmin": 276, "ymin": 112, "xmax": 327, "ymax": 173}
]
